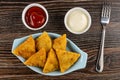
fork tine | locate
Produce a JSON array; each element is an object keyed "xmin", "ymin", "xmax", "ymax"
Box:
[
  {"xmin": 101, "ymin": 1, "xmax": 106, "ymax": 18},
  {"xmin": 101, "ymin": 1, "xmax": 111, "ymax": 18},
  {"xmin": 101, "ymin": 2, "xmax": 104, "ymax": 17},
  {"xmin": 106, "ymin": 2, "xmax": 110, "ymax": 18},
  {"xmin": 104, "ymin": 2, "xmax": 107, "ymax": 18},
  {"xmin": 108, "ymin": 2, "xmax": 111, "ymax": 19}
]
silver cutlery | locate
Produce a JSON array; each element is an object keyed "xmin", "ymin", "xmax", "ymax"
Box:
[{"xmin": 96, "ymin": 1, "xmax": 111, "ymax": 72}]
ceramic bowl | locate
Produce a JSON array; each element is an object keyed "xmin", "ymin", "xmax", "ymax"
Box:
[
  {"xmin": 22, "ymin": 3, "xmax": 49, "ymax": 30},
  {"xmin": 64, "ymin": 7, "xmax": 92, "ymax": 34}
]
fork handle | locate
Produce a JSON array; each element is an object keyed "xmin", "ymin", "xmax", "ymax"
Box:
[{"xmin": 96, "ymin": 26, "xmax": 106, "ymax": 72}]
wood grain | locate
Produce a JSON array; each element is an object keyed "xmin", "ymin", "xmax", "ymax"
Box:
[{"xmin": 0, "ymin": 0, "xmax": 120, "ymax": 79}]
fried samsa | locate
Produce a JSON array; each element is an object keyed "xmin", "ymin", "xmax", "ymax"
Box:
[
  {"xmin": 12, "ymin": 36, "xmax": 35, "ymax": 59},
  {"xmin": 43, "ymin": 49, "xmax": 59, "ymax": 73},
  {"xmin": 36, "ymin": 31, "xmax": 52, "ymax": 52},
  {"xmin": 53, "ymin": 34, "xmax": 67, "ymax": 50},
  {"xmin": 24, "ymin": 48, "xmax": 46, "ymax": 68},
  {"xmin": 56, "ymin": 49, "xmax": 80, "ymax": 73}
]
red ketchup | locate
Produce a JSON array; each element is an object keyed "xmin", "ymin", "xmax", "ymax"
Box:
[{"xmin": 25, "ymin": 6, "xmax": 46, "ymax": 28}]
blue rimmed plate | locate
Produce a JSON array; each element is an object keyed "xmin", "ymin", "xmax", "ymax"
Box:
[{"xmin": 11, "ymin": 32, "xmax": 88, "ymax": 76}]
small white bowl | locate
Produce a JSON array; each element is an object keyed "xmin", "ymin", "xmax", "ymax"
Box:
[
  {"xmin": 22, "ymin": 3, "xmax": 49, "ymax": 30},
  {"xmin": 64, "ymin": 7, "xmax": 92, "ymax": 34}
]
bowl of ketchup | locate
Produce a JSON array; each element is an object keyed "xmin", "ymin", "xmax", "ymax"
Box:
[{"xmin": 22, "ymin": 3, "xmax": 48, "ymax": 30}]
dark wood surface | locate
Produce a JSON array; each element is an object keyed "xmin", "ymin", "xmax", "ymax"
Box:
[{"xmin": 0, "ymin": 0, "xmax": 120, "ymax": 79}]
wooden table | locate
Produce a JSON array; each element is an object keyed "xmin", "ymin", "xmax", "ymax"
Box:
[{"xmin": 0, "ymin": 0, "xmax": 120, "ymax": 79}]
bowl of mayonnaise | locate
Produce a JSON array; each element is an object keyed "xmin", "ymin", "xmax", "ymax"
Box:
[{"xmin": 64, "ymin": 7, "xmax": 91, "ymax": 34}]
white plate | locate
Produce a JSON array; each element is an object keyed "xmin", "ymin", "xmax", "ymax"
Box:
[{"xmin": 11, "ymin": 32, "xmax": 88, "ymax": 76}]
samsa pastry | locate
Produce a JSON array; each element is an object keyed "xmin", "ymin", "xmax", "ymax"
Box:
[
  {"xmin": 36, "ymin": 31, "xmax": 52, "ymax": 52},
  {"xmin": 43, "ymin": 49, "xmax": 59, "ymax": 73},
  {"xmin": 53, "ymin": 34, "xmax": 67, "ymax": 50},
  {"xmin": 24, "ymin": 48, "xmax": 46, "ymax": 68},
  {"xmin": 12, "ymin": 36, "xmax": 35, "ymax": 59},
  {"xmin": 56, "ymin": 49, "xmax": 80, "ymax": 73}
]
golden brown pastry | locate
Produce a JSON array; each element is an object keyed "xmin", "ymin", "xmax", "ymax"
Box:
[
  {"xmin": 56, "ymin": 49, "xmax": 80, "ymax": 72},
  {"xmin": 53, "ymin": 34, "xmax": 67, "ymax": 50},
  {"xmin": 24, "ymin": 48, "xmax": 46, "ymax": 68},
  {"xmin": 12, "ymin": 36, "xmax": 36, "ymax": 59},
  {"xmin": 43, "ymin": 49, "xmax": 59, "ymax": 73},
  {"xmin": 36, "ymin": 31, "xmax": 52, "ymax": 52}
]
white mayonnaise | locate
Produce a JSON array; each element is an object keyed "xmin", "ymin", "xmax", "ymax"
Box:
[{"xmin": 67, "ymin": 9, "xmax": 88, "ymax": 32}]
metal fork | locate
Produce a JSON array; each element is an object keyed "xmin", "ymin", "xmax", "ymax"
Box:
[{"xmin": 96, "ymin": 1, "xmax": 111, "ymax": 72}]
